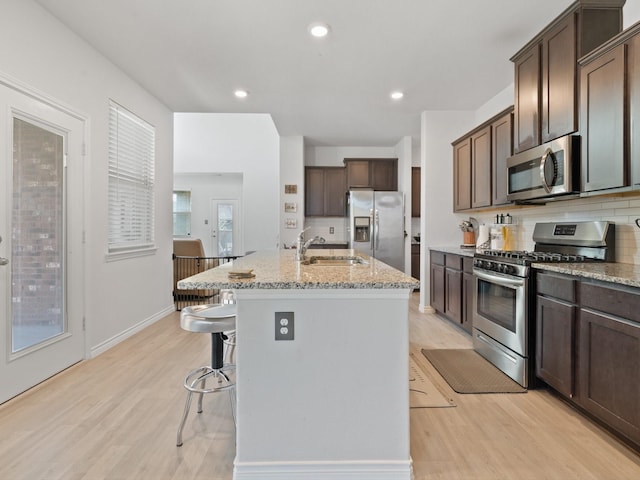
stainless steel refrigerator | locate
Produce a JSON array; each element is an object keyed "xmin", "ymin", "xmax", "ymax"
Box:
[{"xmin": 348, "ymin": 189, "xmax": 405, "ymax": 271}]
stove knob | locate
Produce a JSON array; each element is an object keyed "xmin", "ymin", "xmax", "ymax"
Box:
[{"xmin": 504, "ymin": 265, "xmax": 514, "ymax": 275}]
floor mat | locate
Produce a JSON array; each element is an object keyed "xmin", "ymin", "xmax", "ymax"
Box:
[{"xmin": 421, "ymin": 348, "xmax": 526, "ymax": 394}]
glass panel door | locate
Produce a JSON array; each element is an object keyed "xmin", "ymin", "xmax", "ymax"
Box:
[
  {"xmin": 210, "ymin": 199, "xmax": 240, "ymax": 257},
  {"xmin": 0, "ymin": 83, "xmax": 85, "ymax": 405}
]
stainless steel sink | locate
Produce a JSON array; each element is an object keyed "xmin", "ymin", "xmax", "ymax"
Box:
[{"xmin": 303, "ymin": 255, "xmax": 367, "ymax": 266}]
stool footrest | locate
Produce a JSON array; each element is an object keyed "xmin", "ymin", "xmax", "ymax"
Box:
[{"xmin": 183, "ymin": 365, "xmax": 235, "ymax": 394}]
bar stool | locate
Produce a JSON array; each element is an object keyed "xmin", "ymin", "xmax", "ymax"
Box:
[{"xmin": 176, "ymin": 302, "xmax": 237, "ymax": 447}]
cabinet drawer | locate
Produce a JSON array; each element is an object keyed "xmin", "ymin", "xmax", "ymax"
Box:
[
  {"xmin": 537, "ymin": 271, "xmax": 576, "ymax": 303},
  {"xmin": 431, "ymin": 251, "xmax": 445, "ymax": 266},
  {"xmin": 581, "ymin": 283, "xmax": 640, "ymax": 323},
  {"xmin": 445, "ymin": 254, "xmax": 462, "ymax": 270}
]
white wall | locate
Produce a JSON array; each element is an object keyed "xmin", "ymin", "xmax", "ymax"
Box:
[
  {"xmin": 280, "ymin": 136, "xmax": 305, "ymax": 248},
  {"xmin": 305, "ymin": 146, "xmax": 396, "ymax": 167},
  {"xmin": 174, "ymin": 113, "xmax": 280, "ymax": 253},
  {"xmin": 0, "ymin": 0, "xmax": 174, "ymax": 356},
  {"xmin": 173, "ymin": 173, "xmax": 243, "ymax": 257}
]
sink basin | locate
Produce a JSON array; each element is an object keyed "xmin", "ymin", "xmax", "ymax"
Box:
[{"xmin": 303, "ymin": 255, "xmax": 367, "ymax": 266}]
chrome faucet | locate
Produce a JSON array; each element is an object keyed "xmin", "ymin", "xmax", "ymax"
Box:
[{"xmin": 296, "ymin": 228, "xmax": 325, "ymax": 260}]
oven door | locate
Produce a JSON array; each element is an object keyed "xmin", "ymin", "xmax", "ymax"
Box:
[{"xmin": 473, "ymin": 268, "xmax": 528, "ymax": 357}]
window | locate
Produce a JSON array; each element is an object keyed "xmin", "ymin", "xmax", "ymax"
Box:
[
  {"xmin": 107, "ymin": 101, "xmax": 155, "ymax": 255},
  {"xmin": 173, "ymin": 190, "xmax": 191, "ymax": 237}
]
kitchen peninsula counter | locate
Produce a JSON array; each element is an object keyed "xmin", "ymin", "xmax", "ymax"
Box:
[{"xmin": 178, "ymin": 248, "xmax": 417, "ymax": 480}]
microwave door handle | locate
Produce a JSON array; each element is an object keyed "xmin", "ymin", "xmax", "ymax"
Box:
[{"xmin": 539, "ymin": 148, "xmax": 553, "ymax": 193}]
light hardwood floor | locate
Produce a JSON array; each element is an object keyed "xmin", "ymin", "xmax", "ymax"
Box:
[{"xmin": 1, "ymin": 292, "xmax": 639, "ymax": 479}]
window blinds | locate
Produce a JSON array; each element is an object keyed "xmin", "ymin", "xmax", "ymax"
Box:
[{"xmin": 108, "ymin": 101, "xmax": 155, "ymax": 252}]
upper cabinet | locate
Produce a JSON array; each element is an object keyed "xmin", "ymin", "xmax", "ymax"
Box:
[
  {"xmin": 511, "ymin": 1, "xmax": 623, "ymax": 153},
  {"xmin": 344, "ymin": 158, "xmax": 398, "ymax": 191},
  {"xmin": 452, "ymin": 107, "xmax": 513, "ymax": 212},
  {"xmin": 578, "ymin": 21, "xmax": 640, "ymax": 194},
  {"xmin": 305, "ymin": 167, "xmax": 347, "ymax": 217}
]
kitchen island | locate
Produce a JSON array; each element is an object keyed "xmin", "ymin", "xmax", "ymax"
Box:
[{"xmin": 178, "ymin": 249, "xmax": 419, "ymax": 480}]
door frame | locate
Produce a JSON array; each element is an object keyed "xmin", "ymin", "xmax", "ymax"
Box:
[{"xmin": 0, "ymin": 72, "xmax": 88, "ymax": 401}]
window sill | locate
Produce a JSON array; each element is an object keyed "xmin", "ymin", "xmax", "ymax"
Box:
[{"xmin": 106, "ymin": 246, "xmax": 157, "ymax": 262}]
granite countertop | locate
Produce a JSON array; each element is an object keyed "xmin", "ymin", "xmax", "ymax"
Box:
[
  {"xmin": 429, "ymin": 245, "xmax": 477, "ymax": 257},
  {"xmin": 177, "ymin": 248, "xmax": 420, "ymax": 290},
  {"xmin": 533, "ymin": 262, "xmax": 640, "ymax": 288}
]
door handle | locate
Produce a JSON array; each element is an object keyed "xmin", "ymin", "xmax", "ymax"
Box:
[{"xmin": 0, "ymin": 258, "xmax": 8, "ymax": 266}]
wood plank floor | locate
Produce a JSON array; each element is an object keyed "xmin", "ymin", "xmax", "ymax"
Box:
[{"xmin": 1, "ymin": 292, "xmax": 639, "ymax": 479}]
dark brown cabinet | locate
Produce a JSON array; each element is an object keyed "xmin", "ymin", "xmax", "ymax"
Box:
[
  {"xmin": 304, "ymin": 167, "xmax": 347, "ymax": 217},
  {"xmin": 536, "ymin": 272, "xmax": 577, "ymax": 398},
  {"xmin": 461, "ymin": 257, "xmax": 474, "ymax": 334},
  {"xmin": 411, "ymin": 167, "xmax": 421, "ymax": 217},
  {"xmin": 344, "ymin": 158, "xmax": 397, "ymax": 191},
  {"xmin": 491, "ymin": 111, "xmax": 513, "ymax": 206},
  {"xmin": 471, "ymin": 126, "xmax": 491, "ymax": 208},
  {"xmin": 452, "ymin": 107, "xmax": 513, "ymax": 212},
  {"xmin": 453, "ymin": 138, "xmax": 471, "ymax": 212},
  {"xmin": 512, "ymin": 3, "xmax": 622, "ymax": 153},
  {"xmin": 430, "ymin": 250, "xmax": 471, "ymax": 332},
  {"xmin": 534, "ymin": 271, "xmax": 640, "ymax": 450},
  {"xmin": 576, "ymin": 282, "xmax": 640, "ymax": 447},
  {"xmin": 411, "ymin": 243, "xmax": 420, "ymax": 281},
  {"xmin": 580, "ymin": 44, "xmax": 626, "ymax": 192}
]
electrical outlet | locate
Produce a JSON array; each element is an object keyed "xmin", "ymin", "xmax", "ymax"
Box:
[
  {"xmin": 275, "ymin": 312, "xmax": 294, "ymax": 340},
  {"xmin": 330, "ymin": 226, "xmax": 334, "ymax": 234}
]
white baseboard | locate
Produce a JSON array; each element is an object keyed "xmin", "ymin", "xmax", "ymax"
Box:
[
  {"xmin": 89, "ymin": 304, "xmax": 175, "ymax": 358},
  {"xmin": 419, "ymin": 303, "xmax": 435, "ymax": 313},
  {"xmin": 233, "ymin": 460, "xmax": 413, "ymax": 480}
]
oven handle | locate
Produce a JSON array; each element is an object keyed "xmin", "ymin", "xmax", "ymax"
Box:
[{"xmin": 473, "ymin": 268, "xmax": 525, "ymax": 288}]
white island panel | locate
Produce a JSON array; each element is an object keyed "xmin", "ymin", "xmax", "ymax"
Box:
[{"xmin": 233, "ymin": 288, "xmax": 412, "ymax": 480}]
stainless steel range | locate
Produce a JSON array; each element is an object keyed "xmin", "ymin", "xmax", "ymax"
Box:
[{"xmin": 472, "ymin": 220, "xmax": 615, "ymax": 388}]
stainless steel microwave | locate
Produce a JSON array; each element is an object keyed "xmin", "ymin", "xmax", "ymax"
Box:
[{"xmin": 506, "ymin": 135, "xmax": 580, "ymax": 202}]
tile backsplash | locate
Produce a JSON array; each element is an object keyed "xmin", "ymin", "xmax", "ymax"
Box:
[
  {"xmin": 301, "ymin": 217, "xmax": 349, "ymax": 245},
  {"xmin": 462, "ymin": 192, "xmax": 640, "ymax": 265}
]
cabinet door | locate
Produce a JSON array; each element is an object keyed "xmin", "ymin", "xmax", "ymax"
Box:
[
  {"xmin": 577, "ymin": 309, "xmax": 640, "ymax": 445},
  {"xmin": 430, "ymin": 262, "xmax": 445, "ymax": 313},
  {"xmin": 491, "ymin": 112, "xmax": 513, "ymax": 206},
  {"xmin": 345, "ymin": 160, "xmax": 370, "ymax": 188},
  {"xmin": 324, "ymin": 168, "xmax": 347, "ymax": 216},
  {"xmin": 542, "ymin": 14, "xmax": 577, "ymax": 143},
  {"xmin": 536, "ymin": 295, "xmax": 575, "ymax": 398},
  {"xmin": 514, "ymin": 44, "xmax": 541, "ymax": 152},
  {"xmin": 411, "ymin": 244, "xmax": 420, "ymax": 280},
  {"xmin": 580, "ymin": 44, "xmax": 626, "ymax": 192},
  {"xmin": 445, "ymin": 268, "xmax": 462, "ymax": 324},
  {"xmin": 453, "ymin": 138, "xmax": 471, "ymax": 211},
  {"xmin": 305, "ymin": 167, "xmax": 325, "ymax": 216},
  {"xmin": 628, "ymin": 34, "xmax": 640, "ymax": 185},
  {"xmin": 411, "ymin": 167, "xmax": 421, "ymax": 217},
  {"xmin": 471, "ymin": 126, "xmax": 491, "ymax": 208},
  {"xmin": 371, "ymin": 159, "xmax": 398, "ymax": 191}
]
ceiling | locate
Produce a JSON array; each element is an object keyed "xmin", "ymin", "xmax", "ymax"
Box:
[{"xmin": 35, "ymin": 0, "xmax": 572, "ymax": 146}]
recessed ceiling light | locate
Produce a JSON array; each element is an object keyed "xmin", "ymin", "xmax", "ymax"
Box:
[
  {"xmin": 234, "ymin": 89, "xmax": 248, "ymax": 98},
  {"xmin": 391, "ymin": 91, "xmax": 404, "ymax": 100},
  {"xmin": 308, "ymin": 22, "xmax": 330, "ymax": 38}
]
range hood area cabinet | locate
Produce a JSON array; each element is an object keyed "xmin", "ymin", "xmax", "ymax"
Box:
[
  {"xmin": 304, "ymin": 167, "xmax": 347, "ymax": 217},
  {"xmin": 579, "ymin": 22, "xmax": 640, "ymax": 194},
  {"xmin": 511, "ymin": 1, "xmax": 624, "ymax": 154},
  {"xmin": 452, "ymin": 107, "xmax": 513, "ymax": 212}
]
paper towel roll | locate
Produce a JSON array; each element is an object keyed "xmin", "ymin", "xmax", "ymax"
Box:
[{"xmin": 476, "ymin": 225, "xmax": 490, "ymax": 248}]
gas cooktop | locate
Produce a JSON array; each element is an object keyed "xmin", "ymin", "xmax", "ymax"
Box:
[{"xmin": 477, "ymin": 249, "xmax": 590, "ymax": 264}]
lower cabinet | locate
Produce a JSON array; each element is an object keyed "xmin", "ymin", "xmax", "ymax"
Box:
[
  {"xmin": 536, "ymin": 272, "xmax": 640, "ymax": 449},
  {"xmin": 411, "ymin": 244, "xmax": 420, "ymax": 280},
  {"xmin": 430, "ymin": 250, "xmax": 472, "ymax": 333},
  {"xmin": 461, "ymin": 257, "xmax": 474, "ymax": 334},
  {"xmin": 536, "ymin": 272, "xmax": 577, "ymax": 398}
]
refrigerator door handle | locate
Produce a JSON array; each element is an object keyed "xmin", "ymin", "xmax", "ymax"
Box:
[
  {"xmin": 369, "ymin": 208, "xmax": 375, "ymax": 251},
  {"xmin": 374, "ymin": 209, "xmax": 380, "ymax": 251}
]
